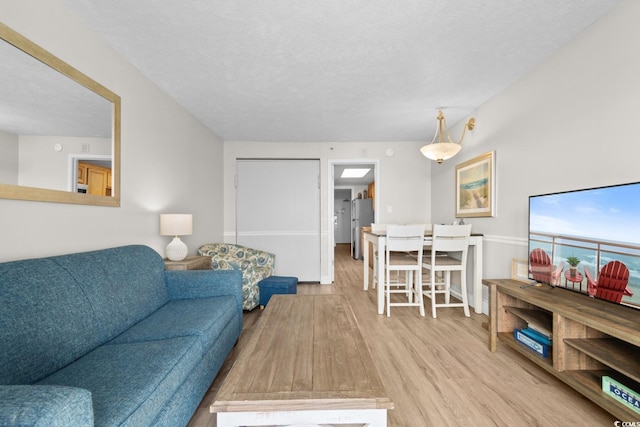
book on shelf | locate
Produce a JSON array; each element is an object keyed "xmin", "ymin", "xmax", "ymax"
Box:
[
  {"xmin": 602, "ymin": 376, "xmax": 640, "ymax": 415},
  {"xmin": 518, "ymin": 327, "xmax": 552, "ymax": 346},
  {"xmin": 525, "ymin": 322, "xmax": 552, "ymax": 339},
  {"xmin": 514, "ymin": 329, "xmax": 550, "ymax": 358},
  {"xmin": 503, "ymin": 306, "xmax": 552, "ymax": 339}
]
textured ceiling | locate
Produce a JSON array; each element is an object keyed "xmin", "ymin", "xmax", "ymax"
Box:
[
  {"xmin": 0, "ymin": 29, "xmax": 112, "ymax": 137},
  {"xmin": 62, "ymin": 0, "xmax": 622, "ymax": 142}
]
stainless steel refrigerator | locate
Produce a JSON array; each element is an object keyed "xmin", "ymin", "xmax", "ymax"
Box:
[{"xmin": 351, "ymin": 198, "xmax": 374, "ymax": 259}]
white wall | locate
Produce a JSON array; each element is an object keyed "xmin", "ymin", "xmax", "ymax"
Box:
[
  {"xmin": 224, "ymin": 140, "xmax": 432, "ymax": 282},
  {"xmin": 18, "ymin": 135, "xmax": 110, "ymax": 191},
  {"xmin": 0, "ymin": 130, "xmax": 18, "ymax": 185},
  {"xmin": 429, "ymin": 0, "xmax": 640, "ymax": 303},
  {"xmin": 333, "ymin": 193, "xmax": 351, "ymax": 244},
  {"xmin": 0, "ymin": 0, "xmax": 225, "ymax": 262}
]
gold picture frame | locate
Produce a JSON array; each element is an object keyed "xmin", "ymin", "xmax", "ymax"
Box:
[
  {"xmin": 511, "ymin": 258, "xmax": 530, "ymax": 283},
  {"xmin": 455, "ymin": 151, "xmax": 495, "ymax": 217}
]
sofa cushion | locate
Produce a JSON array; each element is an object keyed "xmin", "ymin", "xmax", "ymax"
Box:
[
  {"xmin": 0, "ymin": 385, "xmax": 93, "ymax": 427},
  {"xmin": 38, "ymin": 337, "xmax": 201, "ymax": 427},
  {"xmin": 51, "ymin": 245, "xmax": 169, "ymax": 343},
  {"xmin": 148, "ymin": 318, "xmax": 242, "ymax": 427},
  {"xmin": 109, "ymin": 296, "xmax": 239, "ymax": 350},
  {"xmin": 0, "ymin": 259, "xmax": 101, "ymax": 385}
]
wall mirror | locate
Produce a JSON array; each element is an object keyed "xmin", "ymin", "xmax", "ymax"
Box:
[{"xmin": 0, "ymin": 22, "xmax": 121, "ymax": 207}]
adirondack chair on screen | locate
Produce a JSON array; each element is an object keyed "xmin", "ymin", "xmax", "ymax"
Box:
[
  {"xmin": 529, "ymin": 248, "xmax": 564, "ymax": 286},
  {"xmin": 585, "ymin": 260, "xmax": 634, "ymax": 304}
]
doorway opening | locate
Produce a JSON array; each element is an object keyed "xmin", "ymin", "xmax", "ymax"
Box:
[
  {"xmin": 68, "ymin": 154, "xmax": 112, "ymax": 194},
  {"xmin": 328, "ymin": 159, "xmax": 379, "ymax": 283}
]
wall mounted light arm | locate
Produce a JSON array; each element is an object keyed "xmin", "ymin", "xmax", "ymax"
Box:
[{"xmin": 420, "ymin": 110, "xmax": 475, "ymax": 164}]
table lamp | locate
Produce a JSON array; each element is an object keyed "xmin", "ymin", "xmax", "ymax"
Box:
[{"xmin": 160, "ymin": 214, "xmax": 192, "ymax": 261}]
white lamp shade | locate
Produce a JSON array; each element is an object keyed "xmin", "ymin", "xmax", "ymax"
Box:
[
  {"xmin": 420, "ymin": 142, "xmax": 462, "ymax": 163},
  {"xmin": 160, "ymin": 214, "xmax": 192, "ymax": 236}
]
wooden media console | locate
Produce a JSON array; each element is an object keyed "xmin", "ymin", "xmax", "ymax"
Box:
[{"xmin": 485, "ymin": 279, "xmax": 640, "ymax": 420}]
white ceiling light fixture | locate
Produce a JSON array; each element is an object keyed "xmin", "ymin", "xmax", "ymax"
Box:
[
  {"xmin": 420, "ymin": 110, "xmax": 475, "ymax": 164},
  {"xmin": 341, "ymin": 168, "xmax": 370, "ymax": 178}
]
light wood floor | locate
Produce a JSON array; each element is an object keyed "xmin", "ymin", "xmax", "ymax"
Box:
[{"xmin": 188, "ymin": 244, "xmax": 615, "ymax": 426}]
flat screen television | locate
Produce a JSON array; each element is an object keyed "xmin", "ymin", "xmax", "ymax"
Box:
[{"xmin": 528, "ymin": 181, "xmax": 640, "ymax": 310}]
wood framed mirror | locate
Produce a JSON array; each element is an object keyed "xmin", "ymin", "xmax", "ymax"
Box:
[{"xmin": 0, "ymin": 22, "xmax": 121, "ymax": 207}]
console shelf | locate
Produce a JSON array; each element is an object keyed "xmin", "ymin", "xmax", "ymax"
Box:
[
  {"xmin": 564, "ymin": 338, "xmax": 640, "ymax": 383},
  {"xmin": 485, "ymin": 279, "xmax": 640, "ymax": 420},
  {"xmin": 503, "ymin": 306, "xmax": 552, "ymax": 337}
]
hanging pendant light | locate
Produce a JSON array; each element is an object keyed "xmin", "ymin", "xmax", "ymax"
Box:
[{"xmin": 420, "ymin": 110, "xmax": 475, "ymax": 164}]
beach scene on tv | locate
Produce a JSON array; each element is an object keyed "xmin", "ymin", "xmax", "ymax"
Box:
[{"xmin": 528, "ymin": 182, "xmax": 640, "ymax": 309}]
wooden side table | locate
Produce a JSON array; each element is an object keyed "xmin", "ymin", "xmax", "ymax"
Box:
[{"xmin": 164, "ymin": 255, "xmax": 211, "ymax": 271}]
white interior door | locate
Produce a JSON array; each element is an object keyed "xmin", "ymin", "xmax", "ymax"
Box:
[{"xmin": 236, "ymin": 159, "xmax": 320, "ymax": 282}]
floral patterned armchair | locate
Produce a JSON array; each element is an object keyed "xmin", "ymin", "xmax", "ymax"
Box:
[{"xmin": 198, "ymin": 243, "xmax": 275, "ymax": 310}]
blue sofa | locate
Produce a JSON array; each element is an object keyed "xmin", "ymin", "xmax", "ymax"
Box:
[{"xmin": 0, "ymin": 245, "xmax": 243, "ymax": 427}]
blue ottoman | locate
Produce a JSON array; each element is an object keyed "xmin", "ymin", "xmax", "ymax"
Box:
[{"xmin": 258, "ymin": 276, "xmax": 298, "ymax": 308}]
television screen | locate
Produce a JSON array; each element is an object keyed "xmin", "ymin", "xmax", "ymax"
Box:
[{"xmin": 528, "ymin": 182, "xmax": 640, "ymax": 309}]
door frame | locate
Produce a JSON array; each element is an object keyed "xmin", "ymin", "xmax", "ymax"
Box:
[{"xmin": 327, "ymin": 159, "xmax": 380, "ymax": 283}]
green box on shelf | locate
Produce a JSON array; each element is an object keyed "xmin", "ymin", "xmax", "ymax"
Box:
[{"xmin": 602, "ymin": 376, "xmax": 640, "ymax": 414}]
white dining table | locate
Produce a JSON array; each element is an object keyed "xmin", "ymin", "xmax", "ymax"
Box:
[{"xmin": 363, "ymin": 230, "xmax": 484, "ymax": 315}]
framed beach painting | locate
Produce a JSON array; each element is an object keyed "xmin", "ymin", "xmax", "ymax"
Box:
[{"xmin": 455, "ymin": 151, "xmax": 495, "ymax": 218}]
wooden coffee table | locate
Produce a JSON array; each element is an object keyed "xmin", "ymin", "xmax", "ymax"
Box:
[{"xmin": 211, "ymin": 294, "xmax": 393, "ymax": 426}]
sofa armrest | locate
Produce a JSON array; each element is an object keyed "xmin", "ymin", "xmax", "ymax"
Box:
[
  {"xmin": 0, "ymin": 385, "xmax": 93, "ymax": 427},
  {"xmin": 165, "ymin": 269, "xmax": 243, "ymax": 314}
]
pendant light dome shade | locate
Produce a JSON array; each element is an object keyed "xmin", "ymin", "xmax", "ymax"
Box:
[{"xmin": 420, "ymin": 110, "xmax": 475, "ymax": 164}]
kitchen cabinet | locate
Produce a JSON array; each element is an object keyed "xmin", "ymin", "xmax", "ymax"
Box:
[{"xmin": 78, "ymin": 161, "xmax": 112, "ymax": 196}]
